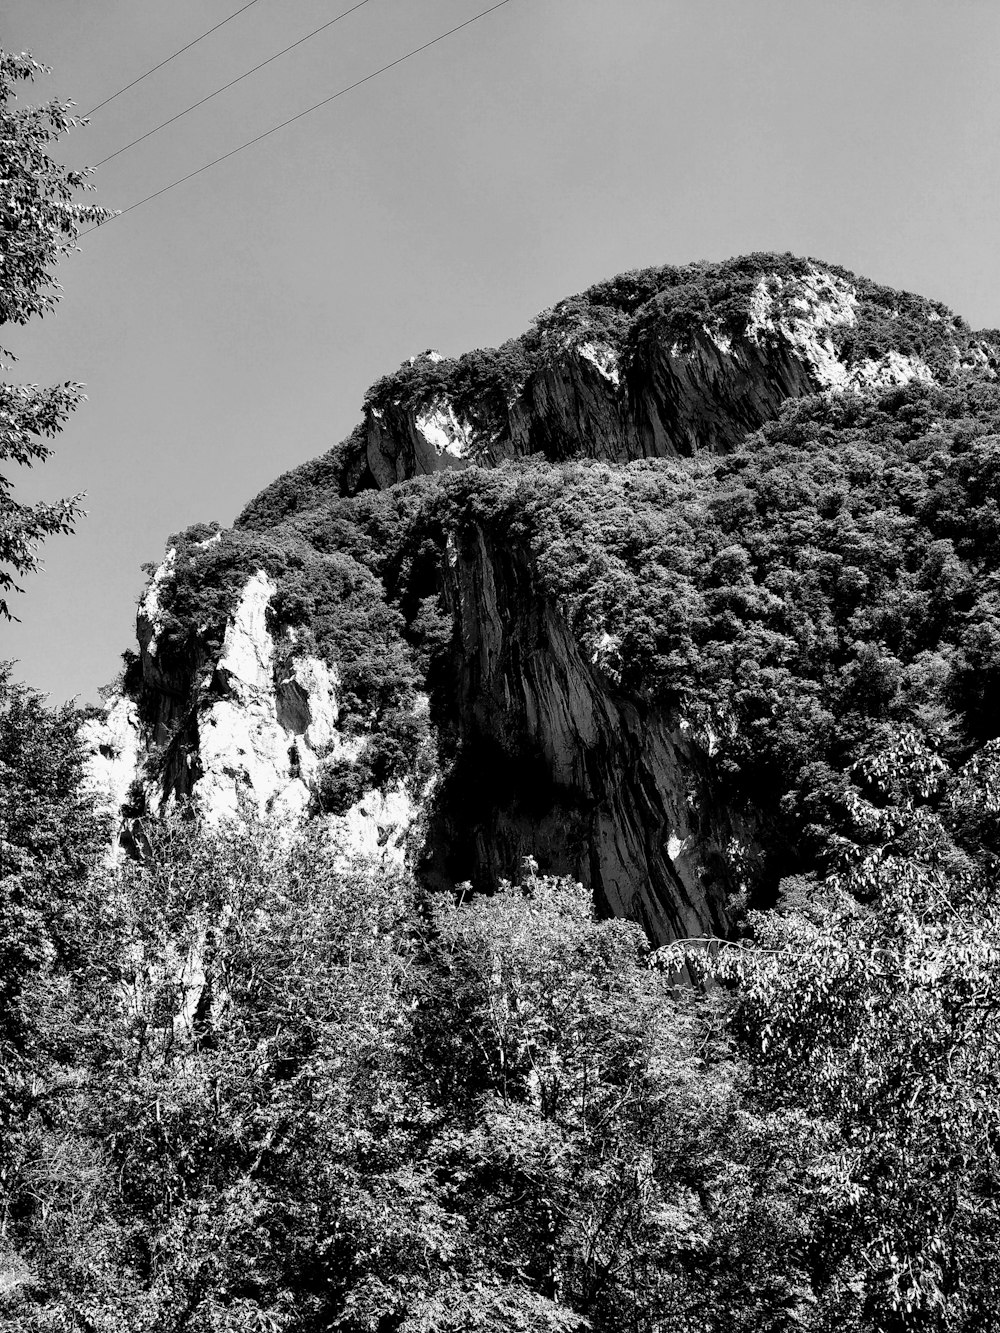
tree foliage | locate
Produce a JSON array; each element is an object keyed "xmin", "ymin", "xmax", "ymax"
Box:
[
  {"xmin": 0, "ymin": 49, "xmax": 112, "ymax": 617},
  {"xmin": 661, "ymin": 726, "xmax": 1000, "ymax": 1330},
  {"xmin": 339, "ymin": 377, "xmax": 1000, "ymax": 888},
  {"xmin": 3, "ymin": 730, "xmax": 1000, "ymax": 1329},
  {"xmin": 0, "ymin": 663, "xmax": 105, "ymax": 1312},
  {"xmin": 0, "ymin": 819, "xmax": 845, "ymax": 1332},
  {"xmin": 353, "ymin": 253, "xmax": 987, "ymax": 447}
]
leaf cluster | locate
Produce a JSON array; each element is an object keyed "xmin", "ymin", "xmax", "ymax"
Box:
[
  {"xmin": 0, "ymin": 820, "xmax": 824, "ymax": 1333},
  {"xmin": 0, "ymin": 50, "xmax": 113, "ymax": 617},
  {"xmin": 660, "ymin": 733, "xmax": 1000, "ymax": 1330}
]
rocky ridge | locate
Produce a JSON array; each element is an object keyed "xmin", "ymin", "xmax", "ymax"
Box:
[
  {"xmin": 88, "ymin": 253, "xmax": 999, "ymax": 941},
  {"xmin": 352, "ymin": 260, "xmax": 993, "ymax": 490},
  {"xmin": 426, "ymin": 524, "xmax": 757, "ymax": 941}
]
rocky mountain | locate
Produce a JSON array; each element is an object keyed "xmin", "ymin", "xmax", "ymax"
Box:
[{"xmin": 84, "ymin": 252, "xmax": 1000, "ymax": 942}]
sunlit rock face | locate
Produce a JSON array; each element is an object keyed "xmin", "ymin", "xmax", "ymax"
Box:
[
  {"xmin": 84, "ymin": 565, "xmax": 423, "ymax": 864},
  {"xmin": 422, "ymin": 526, "xmax": 759, "ymax": 945},
  {"xmin": 360, "ymin": 262, "xmax": 986, "ymax": 485},
  {"xmin": 367, "ymin": 395, "xmax": 479, "ymax": 486},
  {"xmin": 626, "ymin": 267, "xmax": 864, "ymax": 457},
  {"xmin": 80, "ymin": 695, "xmax": 144, "ymax": 826},
  {"xmin": 507, "ymin": 340, "xmax": 631, "ymax": 463},
  {"xmin": 193, "ymin": 571, "xmax": 314, "ymax": 823}
]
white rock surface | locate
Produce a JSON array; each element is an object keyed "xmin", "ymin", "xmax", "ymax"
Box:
[
  {"xmin": 328, "ymin": 783, "xmax": 419, "ymax": 863},
  {"xmin": 80, "ymin": 695, "xmax": 145, "ymax": 819},
  {"xmin": 745, "ymin": 265, "xmax": 934, "ymax": 392},
  {"xmin": 576, "ymin": 340, "xmax": 621, "ymax": 386},
  {"xmin": 851, "ymin": 349, "xmax": 934, "ymax": 388},
  {"xmin": 194, "ymin": 571, "xmax": 297, "ymax": 821},
  {"xmin": 745, "ymin": 266, "xmax": 859, "ymax": 387},
  {"xmin": 192, "ymin": 572, "xmax": 397, "ymax": 838},
  {"xmin": 414, "ymin": 399, "xmax": 476, "ymax": 463},
  {"xmin": 139, "ymin": 546, "xmax": 176, "ymax": 658},
  {"xmin": 290, "ymin": 656, "xmax": 339, "ymax": 751},
  {"xmin": 86, "ymin": 569, "xmax": 424, "ymax": 868}
]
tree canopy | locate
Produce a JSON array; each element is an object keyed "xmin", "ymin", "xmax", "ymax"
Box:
[{"xmin": 0, "ymin": 48, "xmax": 111, "ymax": 618}]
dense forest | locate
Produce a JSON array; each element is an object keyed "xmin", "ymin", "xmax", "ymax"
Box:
[
  {"xmin": 8, "ymin": 366, "xmax": 1000, "ymax": 1329},
  {"xmin": 5, "ymin": 649, "xmax": 1000, "ymax": 1330}
]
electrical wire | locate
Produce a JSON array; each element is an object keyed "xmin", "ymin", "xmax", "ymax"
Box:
[
  {"xmin": 85, "ymin": 0, "xmax": 516, "ymax": 233},
  {"xmin": 82, "ymin": 0, "xmax": 265, "ymax": 118},
  {"xmin": 94, "ymin": 0, "xmax": 372, "ymax": 169}
]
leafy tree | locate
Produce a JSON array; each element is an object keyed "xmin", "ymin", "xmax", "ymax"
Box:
[
  {"xmin": 412, "ymin": 869, "xmax": 845, "ymax": 1333},
  {"xmin": 0, "ymin": 663, "xmax": 105, "ymax": 1315},
  {"xmin": 662, "ymin": 728, "xmax": 1000, "ymax": 1330},
  {"xmin": 4, "ymin": 817, "xmax": 833, "ymax": 1333},
  {"xmin": 0, "ymin": 49, "xmax": 111, "ymax": 618},
  {"xmin": 1, "ymin": 818, "xmax": 428, "ymax": 1330},
  {"xmin": 0, "ymin": 665, "xmax": 105, "ymax": 1040}
]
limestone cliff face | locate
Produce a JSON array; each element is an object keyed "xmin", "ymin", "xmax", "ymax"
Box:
[
  {"xmin": 83, "ymin": 562, "xmax": 424, "ymax": 863},
  {"xmin": 89, "ymin": 531, "xmax": 749, "ymax": 943},
  {"xmin": 361, "ymin": 264, "xmax": 980, "ymax": 485},
  {"xmin": 365, "ymin": 342, "xmax": 632, "ymax": 481},
  {"xmin": 424, "ymin": 526, "xmax": 757, "ymax": 944},
  {"xmin": 508, "ymin": 339, "xmax": 631, "ymax": 462},
  {"xmin": 367, "ymin": 352, "xmax": 482, "ymax": 485},
  {"xmin": 108, "ymin": 253, "xmax": 1000, "ymax": 942}
]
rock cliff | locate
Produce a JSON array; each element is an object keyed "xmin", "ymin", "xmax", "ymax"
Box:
[
  {"xmin": 352, "ymin": 261, "xmax": 993, "ymax": 487},
  {"xmin": 87, "ymin": 520, "xmax": 750, "ymax": 942},
  {"xmin": 84, "ymin": 555, "xmax": 425, "ymax": 865},
  {"xmin": 424, "ymin": 525, "xmax": 756, "ymax": 941},
  {"xmin": 91, "ymin": 252, "xmax": 999, "ymax": 942}
]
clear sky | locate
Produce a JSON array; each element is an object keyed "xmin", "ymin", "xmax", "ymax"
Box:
[{"xmin": 4, "ymin": 0, "xmax": 1000, "ymax": 703}]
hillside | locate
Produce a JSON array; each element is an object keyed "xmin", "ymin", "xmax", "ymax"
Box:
[
  {"xmin": 83, "ymin": 251, "xmax": 1000, "ymax": 941},
  {"xmin": 11, "ymin": 251, "xmax": 1000, "ymax": 1329}
]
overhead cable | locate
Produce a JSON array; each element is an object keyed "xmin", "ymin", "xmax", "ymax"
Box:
[
  {"xmin": 83, "ymin": 0, "xmax": 265, "ymax": 117},
  {"xmin": 94, "ymin": 0, "xmax": 372, "ymax": 168},
  {"xmin": 85, "ymin": 0, "xmax": 516, "ymax": 232}
]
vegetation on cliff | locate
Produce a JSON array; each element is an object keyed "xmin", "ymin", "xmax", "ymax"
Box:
[
  {"xmin": 221, "ymin": 373, "xmax": 1000, "ymax": 907},
  {"xmin": 138, "ymin": 519, "xmax": 430, "ymax": 807},
  {"xmin": 356, "ymin": 253, "xmax": 990, "ymax": 431},
  {"xmin": 406, "ymin": 378, "xmax": 1000, "ymax": 883}
]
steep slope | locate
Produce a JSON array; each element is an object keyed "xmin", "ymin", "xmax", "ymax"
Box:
[
  {"xmin": 241, "ymin": 252, "xmax": 995, "ymax": 526},
  {"xmin": 88, "ymin": 253, "xmax": 1000, "ymax": 942}
]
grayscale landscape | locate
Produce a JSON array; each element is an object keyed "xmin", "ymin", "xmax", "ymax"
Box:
[{"xmin": 3, "ymin": 4, "xmax": 1000, "ymax": 1329}]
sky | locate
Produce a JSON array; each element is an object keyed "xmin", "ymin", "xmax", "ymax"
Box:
[{"xmin": 4, "ymin": 0, "xmax": 1000, "ymax": 703}]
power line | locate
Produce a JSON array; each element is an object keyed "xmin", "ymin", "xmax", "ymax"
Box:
[
  {"xmin": 85, "ymin": 0, "xmax": 516, "ymax": 233},
  {"xmin": 94, "ymin": 0, "xmax": 372, "ymax": 169},
  {"xmin": 82, "ymin": 0, "xmax": 265, "ymax": 118}
]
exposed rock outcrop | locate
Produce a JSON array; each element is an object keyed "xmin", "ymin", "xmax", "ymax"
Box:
[
  {"xmin": 80, "ymin": 695, "xmax": 143, "ymax": 824},
  {"xmin": 424, "ymin": 526, "xmax": 757, "ymax": 944},
  {"xmin": 193, "ymin": 571, "xmax": 318, "ymax": 823},
  {"xmin": 84, "ymin": 564, "xmax": 424, "ymax": 864},
  {"xmin": 368, "ymin": 390, "xmax": 480, "ymax": 486},
  {"xmin": 360, "ymin": 262, "xmax": 986, "ymax": 486}
]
